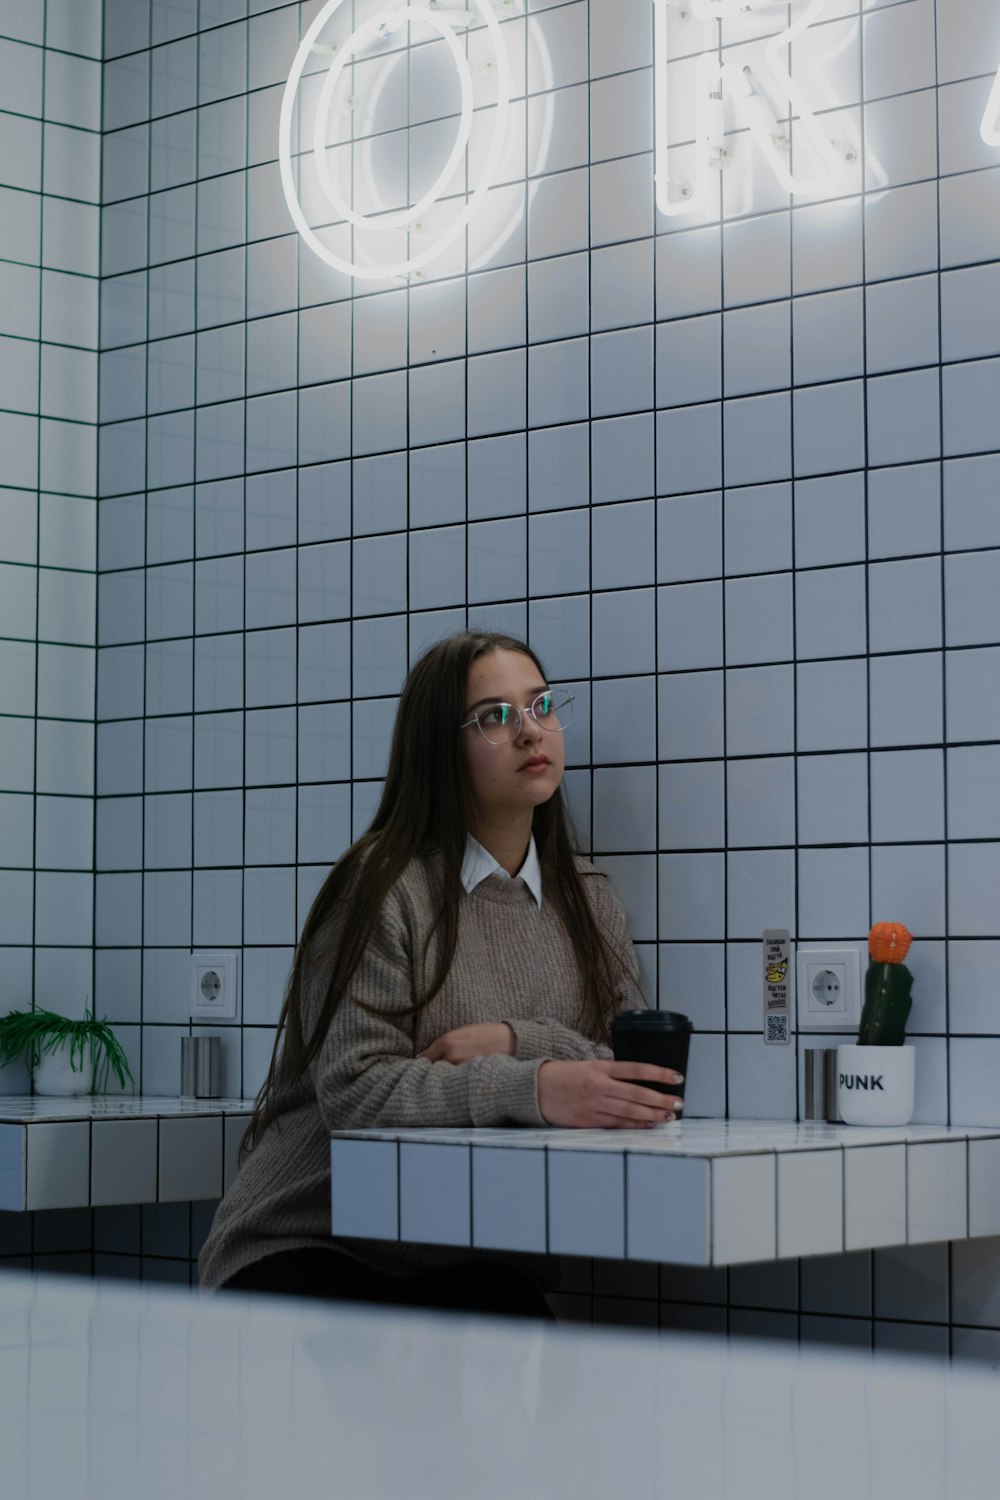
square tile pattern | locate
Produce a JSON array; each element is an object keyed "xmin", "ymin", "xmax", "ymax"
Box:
[
  {"xmin": 0, "ymin": 1096, "xmax": 251, "ymax": 1211},
  {"xmin": 3, "ymin": 0, "xmax": 1000, "ymax": 1337},
  {"xmin": 0, "ymin": 0, "xmax": 998, "ymax": 1104},
  {"xmin": 332, "ymin": 1121, "xmax": 1000, "ymax": 1267}
]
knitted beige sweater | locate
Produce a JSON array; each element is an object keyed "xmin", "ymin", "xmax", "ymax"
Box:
[{"xmin": 198, "ymin": 853, "xmax": 644, "ymax": 1290}]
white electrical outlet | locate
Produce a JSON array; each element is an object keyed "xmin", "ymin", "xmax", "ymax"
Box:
[
  {"xmin": 190, "ymin": 951, "xmax": 240, "ymax": 1022},
  {"xmin": 796, "ymin": 946, "xmax": 861, "ymax": 1032}
]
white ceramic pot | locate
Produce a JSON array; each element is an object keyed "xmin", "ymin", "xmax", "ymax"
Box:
[
  {"xmin": 836, "ymin": 1043, "xmax": 915, "ymax": 1126},
  {"xmin": 33, "ymin": 1038, "xmax": 95, "ymax": 1097}
]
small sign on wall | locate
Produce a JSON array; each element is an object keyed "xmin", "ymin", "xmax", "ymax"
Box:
[{"xmin": 762, "ymin": 929, "xmax": 791, "ymax": 1046}]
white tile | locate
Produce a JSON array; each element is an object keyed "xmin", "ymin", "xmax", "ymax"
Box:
[
  {"xmin": 968, "ymin": 1137, "xmax": 1000, "ymax": 1238},
  {"xmin": 399, "ymin": 1143, "xmax": 471, "ymax": 1248},
  {"xmin": 874, "ymin": 1242, "xmax": 949, "ymax": 1323},
  {"xmin": 91, "ymin": 1120, "xmax": 157, "ymax": 1207},
  {"xmin": 0, "ymin": 1123, "xmax": 25, "ymax": 1210},
  {"xmin": 626, "ymin": 1154, "xmax": 710, "ymax": 1265},
  {"xmin": 547, "ymin": 1149, "xmax": 625, "ymax": 1259},
  {"xmin": 910, "ymin": 1035, "xmax": 949, "ymax": 1126},
  {"xmin": 712, "ymin": 1155, "xmax": 776, "ymax": 1265},
  {"xmin": 949, "ymin": 941, "xmax": 1000, "ymax": 1034},
  {"xmin": 777, "ymin": 1150, "xmax": 843, "ymax": 1259},
  {"xmin": 937, "ymin": 0, "xmax": 1000, "ymax": 86},
  {"xmin": 471, "ymin": 1145, "xmax": 546, "ymax": 1254},
  {"xmin": 951, "ymin": 1236, "xmax": 1000, "ymax": 1327},
  {"xmin": 950, "ymin": 1038, "xmax": 1000, "ymax": 1127},
  {"xmin": 158, "ymin": 1115, "xmax": 222, "ymax": 1202},
  {"xmin": 953, "ymin": 852, "xmax": 1000, "ymax": 942},
  {"xmin": 907, "ymin": 1140, "xmax": 967, "ymax": 1245},
  {"xmin": 863, "ymin": 0, "xmax": 936, "ymax": 99},
  {"xmin": 843, "ymin": 1144, "xmax": 906, "ymax": 1251},
  {"xmin": 25, "ymin": 1121, "xmax": 89, "ymax": 1211},
  {"xmin": 800, "ymin": 1248, "xmax": 872, "ymax": 1317},
  {"xmin": 684, "ymin": 1032, "xmax": 726, "ymax": 1119},
  {"xmin": 727, "ymin": 1031, "xmax": 797, "ymax": 1120},
  {"xmin": 330, "ymin": 1139, "xmax": 398, "ymax": 1241},
  {"xmin": 729, "ymin": 1257, "xmax": 798, "ymax": 1312}
]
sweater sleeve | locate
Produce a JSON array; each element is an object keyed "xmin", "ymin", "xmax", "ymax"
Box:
[
  {"xmin": 505, "ymin": 867, "xmax": 646, "ymax": 1063},
  {"xmin": 304, "ymin": 893, "xmax": 548, "ymax": 1130},
  {"xmin": 506, "ymin": 1016, "xmax": 614, "ymax": 1062}
]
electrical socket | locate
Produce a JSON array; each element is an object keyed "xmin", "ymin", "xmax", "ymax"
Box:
[
  {"xmin": 190, "ymin": 951, "xmax": 240, "ymax": 1022},
  {"xmin": 796, "ymin": 946, "xmax": 861, "ymax": 1033}
]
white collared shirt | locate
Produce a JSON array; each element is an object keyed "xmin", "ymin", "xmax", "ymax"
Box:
[{"xmin": 460, "ymin": 834, "xmax": 543, "ymax": 908}]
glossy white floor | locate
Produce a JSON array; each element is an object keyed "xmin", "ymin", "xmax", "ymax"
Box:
[{"xmin": 2, "ymin": 1267, "xmax": 999, "ymax": 1500}]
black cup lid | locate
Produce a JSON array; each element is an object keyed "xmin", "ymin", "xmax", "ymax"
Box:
[{"xmin": 611, "ymin": 1009, "xmax": 692, "ymax": 1032}]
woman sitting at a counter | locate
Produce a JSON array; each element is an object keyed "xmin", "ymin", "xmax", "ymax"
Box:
[{"xmin": 199, "ymin": 629, "xmax": 684, "ymax": 1317}]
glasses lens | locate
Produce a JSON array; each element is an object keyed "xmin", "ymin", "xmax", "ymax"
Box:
[
  {"xmin": 533, "ymin": 690, "xmax": 573, "ymax": 732},
  {"xmin": 477, "ymin": 703, "xmax": 520, "ymax": 744}
]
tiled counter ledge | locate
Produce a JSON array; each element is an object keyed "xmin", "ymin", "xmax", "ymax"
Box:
[
  {"xmin": 0, "ymin": 1096, "xmax": 254, "ymax": 1212},
  {"xmin": 330, "ymin": 1120, "xmax": 1000, "ymax": 1267}
]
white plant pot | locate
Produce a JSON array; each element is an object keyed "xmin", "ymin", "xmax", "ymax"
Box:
[
  {"xmin": 836, "ymin": 1043, "xmax": 915, "ymax": 1127},
  {"xmin": 33, "ymin": 1038, "xmax": 95, "ymax": 1097}
]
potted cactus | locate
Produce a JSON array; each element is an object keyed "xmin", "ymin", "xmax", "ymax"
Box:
[
  {"xmin": 857, "ymin": 921, "xmax": 914, "ymax": 1045},
  {"xmin": 0, "ymin": 1006, "xmax": 134, "ymax": 1097},
  {"xmin": 837, "ymin": 923, "xmax": 915, "ymax": 1126}
]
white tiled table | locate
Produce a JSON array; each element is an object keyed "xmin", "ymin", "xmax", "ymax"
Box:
[
  {"xmin": 4, "ymin": 1268, "xmax": 1000, "ymax": 1500},
  {"xmin": 0, "ymin": 1096, "xmax": 254, "ymax": 1212},
  {"xmin": 330, "ymin": 1120, "xmax": 1000, "ymax": 1266}
]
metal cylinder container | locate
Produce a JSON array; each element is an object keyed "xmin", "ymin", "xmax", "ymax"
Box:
[
  {"xmin": 180, "ymin": 1035, "xmax": 222, "ymax": 1098},
  {"xmin": 803, "ymin": 1047, "xmax": 839, "ymax": 1122}
]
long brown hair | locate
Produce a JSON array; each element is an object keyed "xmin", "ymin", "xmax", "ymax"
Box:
[{"xmin": 240, "ymin": 629, "xmax": 630, "ymax": 1157}]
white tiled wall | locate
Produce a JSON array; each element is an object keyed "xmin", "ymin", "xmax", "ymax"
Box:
[
  {"xmin": 0, "ymin": 0, "xmax": 105, "ymax": 1091},
  {"xmin": 3, "ymin": 0, "xmax": 1000, "ymax": 1343}
]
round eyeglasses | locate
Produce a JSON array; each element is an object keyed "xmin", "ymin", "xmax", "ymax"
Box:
[{"xmin": 460, "ymin": 690, "xmax": 574, "ymax": 746}]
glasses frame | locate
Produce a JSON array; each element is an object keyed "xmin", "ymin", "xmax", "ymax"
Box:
[{"xmin": 459, "ymin": 690, "xmax": 575, "ymax": 745}]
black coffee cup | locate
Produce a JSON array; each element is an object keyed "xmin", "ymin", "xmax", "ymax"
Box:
[{"xmin": 611, "ymin": 1010, "xmax": 693, "ymax": 1098}]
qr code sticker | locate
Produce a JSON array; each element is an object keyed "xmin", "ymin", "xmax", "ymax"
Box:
[{"xmin": 766, "ymin": 1015, "xmax": 788, "ymax": 1043}]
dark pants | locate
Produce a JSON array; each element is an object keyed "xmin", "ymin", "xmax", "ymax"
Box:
[{"xmin": 221, "ymin": 1247, "xmax": 556, "ymax": 1322}]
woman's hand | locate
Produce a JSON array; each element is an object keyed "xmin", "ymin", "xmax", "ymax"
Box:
[
  {"xmin": 419, "ymin": 1023, "xmax": 516, "ymax": 1064},
  {"xmin": 537, "ymin": 1059, "xmax": 685, "ymax": 1128}
]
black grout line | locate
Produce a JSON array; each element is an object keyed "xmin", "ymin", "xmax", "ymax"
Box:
[
  {"xmin": 584, "ymin": 0, "xmax": 594, "ymax": 860},
  {"xmin": 11, "ymin": 529, "xmax": 1000, "ymax": 574},
  {"xmin": 286, "ymin": 0, "xmax": 305, "ymax": 1098},
  {"xmin": 788, "ymin": 12, "xmax": 801, "ymax": 1145},
  {"xmin": 28, "ymin": 0, "xmax": 49, "ymax": 1089},
  {"xmin": 89, "ymin": 0, "xmax": 104, "ymax": 1086},
  {"xmin": 649, "ymin": 0, "xmax": 659, "ymax": 998},
  {"xmin": 932, "ymin": 0, "xmax": 952, "ymax": 1147},
  {"xmin": 860, "ymin": 0, "xmax": 875, "ymax": 1192},
  {"xmin": 91, "ymin": 70, "xmax": 1000, "ymax": 161},
  {"xmin": 237, "ymin": 0, "xmax": 250, "ymax": 1098},
  {"xmin": 137, "ymin": 0, "xmax": 153, "ymax": 1099},
  {"xmin": 56, "ymin": 284, "xmax": 1000, "ymax": 375}
]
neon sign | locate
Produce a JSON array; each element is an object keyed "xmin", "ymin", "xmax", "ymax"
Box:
[
  {"xmin": 282, "ymin": 0, "xmax": 1000, "ymax": 280},
  {"xmin": 280, "ymin": 0, "xmax": 553, "ymax": 282},
  {"xmin": 654, "ymin": 0, "xmax": 857, "ymax": 215}
]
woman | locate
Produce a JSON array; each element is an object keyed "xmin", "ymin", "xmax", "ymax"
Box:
[{"xmin": 198, "ymin": 630, "xmax": 684, "ymax": 1316}]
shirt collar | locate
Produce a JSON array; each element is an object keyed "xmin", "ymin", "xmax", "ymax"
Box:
[{"xmin": 461, "ymin": 834, "xmax": 543, "ymax": 908}]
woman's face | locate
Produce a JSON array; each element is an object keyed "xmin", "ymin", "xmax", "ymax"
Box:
[{"xmin": 461, "ymin": 649, "xmax": 566, "ymax": 826}]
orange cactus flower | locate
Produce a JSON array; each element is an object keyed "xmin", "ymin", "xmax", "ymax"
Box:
[{"xmin": 868, "ymin": 921, "xmax": 913, "ymax": 964}]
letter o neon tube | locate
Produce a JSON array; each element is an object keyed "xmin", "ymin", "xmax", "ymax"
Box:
[{"xmin": 279, "ymin": 0, "xmax": 511, "ymax": 281}]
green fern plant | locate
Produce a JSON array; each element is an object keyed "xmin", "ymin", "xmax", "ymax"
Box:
[{"xmin": 0, "ymin": 1008, "xmax": 134, "ymax": 1094}]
